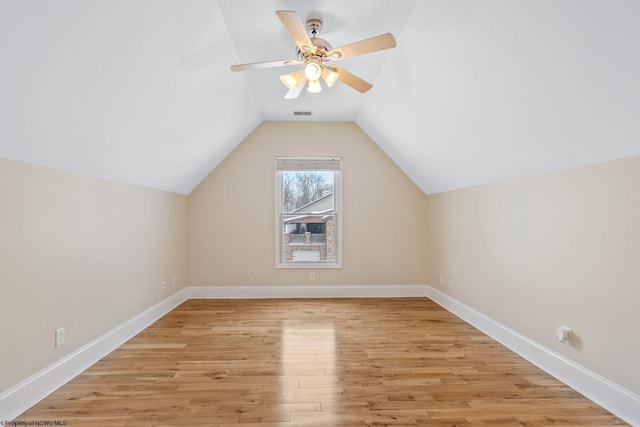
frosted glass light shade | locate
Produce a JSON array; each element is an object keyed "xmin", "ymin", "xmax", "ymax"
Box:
[
  {"xmin": 279, "ymin": 69, "xmax": 305, "ymax": 89},
  {"xmin": 306, "ymin": 79, "xmax": 322, "ymax": 93},
  {"xmin": 322, "ymin": 66, "xmax": 339, "ymax": 87},
  {"xmin": 304, "ymin": 60, "xmax": 322, "ymax": 81}
]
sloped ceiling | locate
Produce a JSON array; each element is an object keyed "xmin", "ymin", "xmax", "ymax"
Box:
[
  {"xmin": 0, "ymin": 0, "xmax": 262, "ymax": 194},
  {"xmin": 1, "ymin": 1, "xmax": 639, "ymax": 195},
  {"xmin": 358, "ymin": 0, "xmax": 640, "ymax": 194}
]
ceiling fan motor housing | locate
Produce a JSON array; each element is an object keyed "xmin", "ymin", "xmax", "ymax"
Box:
[
  {"xmin": 294, "ymin": 18, "xmax": 332, "ymax": 62},
  {"xmin": 296, "ymin": 37, "xmax": 332, "ymax": 61}
]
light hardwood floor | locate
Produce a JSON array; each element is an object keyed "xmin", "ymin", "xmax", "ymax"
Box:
[{"xmin": 17, "ymin": 298, "xmax": 626, "ymax": 426}]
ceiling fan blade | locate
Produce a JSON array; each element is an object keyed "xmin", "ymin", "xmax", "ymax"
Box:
[
  {"xmin": 328, "ymin": 33, "xmax": 396, "ymax": 61},
  {"xmin": 332, "ymin": 66, "xmax": 373, "ymax": 93},
  {"xmin": 285, "ymin": 78, "xmax": 308, "ymax": 99},
  {"xmin": 276, "ymin": 10, "xmax": 314, "ymax": 53},
  {"xmin": 231, "ymin": 59, "xmax": 301, "ymax": 72}
]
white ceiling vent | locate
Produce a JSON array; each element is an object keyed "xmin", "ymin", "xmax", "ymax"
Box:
[{"xmin": 293, "ymin": 111, "xmax": 312, "ymax": 117}]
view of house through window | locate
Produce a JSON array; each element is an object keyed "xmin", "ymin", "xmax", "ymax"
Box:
[{"xmin": 276, "ymin": 157, "xmax": 342, "ymax": 268}]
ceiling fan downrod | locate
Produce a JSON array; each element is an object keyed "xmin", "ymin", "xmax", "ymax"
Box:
[{"xmin": 306, "ymin": 18, "xmax": 322, "ymax": 38}]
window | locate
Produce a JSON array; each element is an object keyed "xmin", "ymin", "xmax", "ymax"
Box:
[{"xmin": 275, "ymin": 156, "xmax": 342, "ymax": 268}]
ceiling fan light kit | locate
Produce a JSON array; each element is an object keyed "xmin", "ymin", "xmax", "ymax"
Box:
[
  {"xmin": 230, "ymin": 10, "xmax": 396, "ymax": 99},
  {"xmin": 279, "ymin": 68, "xmax": 305, "ymax": 89},
  {"xmin": 306, "ymin": 79, "xmax": 322, "ymax": 93},
  {"xmin": 321, "ymin": 66, "xmax": 339, "ymax": 88},
  {"xmin": 304, "ymin": 59, "xmax": 322, "ymax": 81}
]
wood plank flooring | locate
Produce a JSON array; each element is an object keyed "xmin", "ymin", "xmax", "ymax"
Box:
[{"xmin": 17, "ymin": 298, "xmax": 626, "ymax": 426}]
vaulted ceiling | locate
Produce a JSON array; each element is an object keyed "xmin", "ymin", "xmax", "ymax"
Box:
[{"xmin": 1, "ymin": 1, "xmax": 639, "ymax": 195}]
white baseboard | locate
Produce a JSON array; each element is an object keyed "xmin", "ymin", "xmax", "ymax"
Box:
[
  {"xmin": 425, "ymin": 285, "xmax": 640, "ymax": 426},
  {"xmin": 3, "ymin": 284, "xmax": 638, "ymax": 425},
  {"xmin": 0, "ymin": 289, "xmax": 189, "ymax": 421},
  {"xmin": 185, "ymin": 284, "xmax": 429, "ymax": 299},
  {"xmin": 0, "ymin": 285, "xmax": 425, "ymax": 420}
]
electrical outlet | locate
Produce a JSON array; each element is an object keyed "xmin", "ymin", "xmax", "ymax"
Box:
[
  {"xmin": 171, "ymin": 276, "xmax": 176, "ymax": 287},
  {"xmin": 55, "ymin": 328, "xmax": 65, "ymax": 347},
  {"xmin": 556, "ymin": 327, "xmax": 573, "ymax": 344},
  {"xmin": 309, "ymin": 271, "xmax": 315, "ymax": 281},
  {"xmin": 162, "ymin": 281, "xmax": 167, "ymax": 292},
  {"xmin": 439, "ymin": 275, "xmax": 444, "ymax": 285},
  {"xmin": 449, "ymin": 279, "xmax": 455, "ymax": 290}
]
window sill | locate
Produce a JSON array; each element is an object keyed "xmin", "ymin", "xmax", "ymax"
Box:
[{"xmin": 275, "ymin": 262, "xmax": 342, "ymax": 269}]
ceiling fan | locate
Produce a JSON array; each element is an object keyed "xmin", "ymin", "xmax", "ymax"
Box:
[{"xmin": 230, "ymin": 10, "xmax": 396, "ymax": 99}]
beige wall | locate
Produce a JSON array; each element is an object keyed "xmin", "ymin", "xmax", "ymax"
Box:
[
  {"xmin": 5, "ymin": 120, "xmax": 636, "ymax": 402},
  {"xmin": 0, "ymin": 158, "xmax": 188, "ymax": 393},
  {"xmin": 188, "ymin": 121, "xmax": 428, "ymax": 286},
  {"xmin": 425, "ymin": 155, "xmax": 640, "ymax": 394}
]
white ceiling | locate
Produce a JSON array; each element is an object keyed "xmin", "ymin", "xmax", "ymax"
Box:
[{"xmin": 1, "ymin": 1, "xmax": 639, "ymax": 195}]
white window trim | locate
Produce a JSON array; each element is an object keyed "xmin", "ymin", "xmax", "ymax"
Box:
[{"xmin": 275, "ymin": 156, "xmax": 343, "ymax": 269}]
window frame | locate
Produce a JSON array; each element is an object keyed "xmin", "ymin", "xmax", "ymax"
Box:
[{"xmin": 275, "ymin": 156, "xmax": 343, "ymax": 269}]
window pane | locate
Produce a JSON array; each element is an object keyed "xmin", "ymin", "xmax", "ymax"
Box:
[
  {"xmin": 281, "ymin": 213, "xmax": 336, "ymax": 263},
  {"xmin": 282, "ymin": 171, "xmax": 334, "ymax": 213}
]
